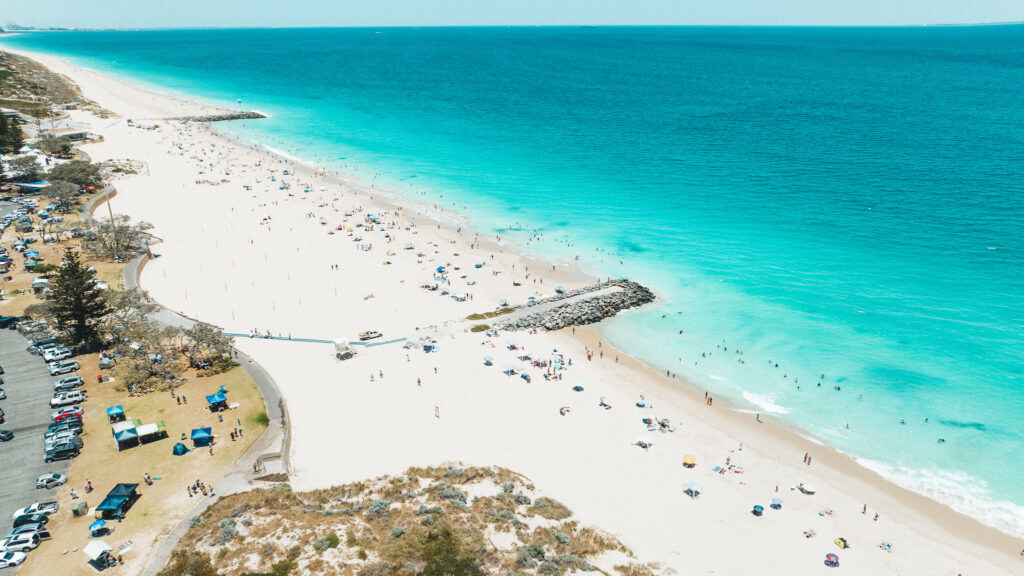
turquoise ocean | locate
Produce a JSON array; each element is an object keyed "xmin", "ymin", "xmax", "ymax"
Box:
[{"xmin": 3, "ymin": 27, "xmax": 1022, "ymax": 536}]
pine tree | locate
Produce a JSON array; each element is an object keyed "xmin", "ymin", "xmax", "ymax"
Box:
[
  {"xmin": 49, "ymin": 248, "xmax": 110, "ymax": 350},
  {"xmin": 0, "ymin": 114, "xmax": 25, "ymax": 156}
]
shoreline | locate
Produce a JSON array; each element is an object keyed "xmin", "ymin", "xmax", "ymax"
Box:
[{"xmin": 4, "ymin": 45, "xmax": 1020, "ymax": 574}]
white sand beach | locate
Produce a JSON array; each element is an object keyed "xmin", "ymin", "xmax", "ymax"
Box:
[{"xmin": 10, "ymin": 48, "xmax": 1021, "ymax": 575}]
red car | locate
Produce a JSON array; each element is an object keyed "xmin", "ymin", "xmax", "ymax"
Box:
[{"xmin": 51, "ymin": 407, "xmax": 83, "ymax": 422}]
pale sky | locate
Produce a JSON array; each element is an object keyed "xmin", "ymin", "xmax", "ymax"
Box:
[{"xmin": 1, "ymin": 0, "xmax": 1022, "ymax": 29}]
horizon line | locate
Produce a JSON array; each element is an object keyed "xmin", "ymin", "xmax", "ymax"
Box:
[{"xmin": 3, "ymin": 21, "xmax": 1024, "ymax": 33}]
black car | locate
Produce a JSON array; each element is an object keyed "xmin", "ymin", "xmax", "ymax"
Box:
[
  {"xmin": 44, "ymin": 444, "xmax": 80, "ymax": 463},
  {"xmin": 11, "ymin": 514, "xmax": 48, "ymax": 529},
  {"xmin": 48, "ymin": 418, "xmax": 83, "ymax": 433},
  {"xmin": 0, "ymin": 430, "xmax": 12, "ymax": 442}
]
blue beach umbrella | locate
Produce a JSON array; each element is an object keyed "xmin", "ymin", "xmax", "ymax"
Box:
[
  {"xmin": 89, "ymin": 519, "xmax": 106, "ymax": 532},
  {"xmin": 25, "ymin": 250, "xmax": 39, "ymax": 257}
]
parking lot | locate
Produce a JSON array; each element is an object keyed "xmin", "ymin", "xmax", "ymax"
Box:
[{"xmin": 0, "ymin": 327, "xmax": 72, "ymax": 572}]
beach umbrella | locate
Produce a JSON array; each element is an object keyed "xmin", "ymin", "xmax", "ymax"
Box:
[
  {"xmin": 88, "ymin": 520, "xmax": 106, "ymax": 532},
  {"xmin": 752, "ymin": 505, "xmax": 765, "ymax": 516},
  {"xmin": 683, "ymin": 454, "xmax": 697, "ymax": 467},
  {"xmin": 25, "ymin": 250, "xmax": 39, "ymax": 257},
  {"xmin": 483, "ymin": 356, "xmax": 493, "ymax": 363},
  {"xmin": 824, "ymin": 553, "xmax": 840, "ymax": 567},
  {"xmin": 501, "ymin": 363, "xmax": 516, "ymax": 374},
  {"xmin": 771, "ymin": 498, "xmax": 783, "ymax": 506},
  {"xmin": 636, "ymin": 434, "xmax": 653, "ymax": 445},
  {"xmin": 799, "ymin": 483, "xmax": 817, "ymax": 495},
  {"xmin": 684, "ymin": 480, "xmax": 702, "ymax": 494}
]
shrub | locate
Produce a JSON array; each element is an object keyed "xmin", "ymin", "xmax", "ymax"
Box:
[
  {"xmin": 357, "ymin": 550, "xmax": 368, "ymax": 560},
  {"xmin": 367, "ymin": 499, "xmax": 392, "ymax": 518},
  {"xmin": 253, "ymin": 410, "xmax": 270, "ymax": 427},
  {"xmin": 516, "ymin": 544, "xmax": 545, "ymax": 566},
  {"xmin": 552, "ymin": 531, "xmax": 570, "ymax": 545},
  {"xmin": 218, "ymin": 518, "xmax": 238, "ymax": 542},
  {"xmin": 313, "ymin": 534, "xmax": 340, "ymax": 551},
  {"xmin": 512, "ymin": 494, "xmax": 531, "ymax": 506},
  {"xmin": 439, "ymin": 487, "xmax": 467, "ymax": 505},
  {"xmin": 470, "ymin": 324, "xmax": 489, "ymax": 332},
  {"xmin": 443, "ymin": 467, "xmax": 464, "ymax": 478},
  {"xmin": 189, "ymin": 515, "xmax": 206, "ymax": 528},
  {"xmin": 502, "ymin": 482, "xmax": 515, "ymax": 494},
  {"xmin": 358, "ymin": 562, "xmax": 394, "ymax": 576},
  {"xmin": 346, "ymin": 531, "xmax": 358, "ymax": 547},
  {"xmin": 232, "ymin": 506, "xmax": 245, "ymax": 518},
  {"xmin": 533, "ymin": 498, "xmax": 549, "ymax": 508},
  {"xmin": 421, "ymin": 514, "xmax": 435, "ymax": 526},
  {"xmin": 527, "ymin": 498, "xmax": 572, "ymax": 520},
  {"xmin": 391, "ymin": 526, "xmax": 406, "ymax": 538},
  {"xmin": 416, "ymin": 505, "xmax": 444, "ymax": 515},
  {"xmin": 421, "ymin": 528, "xmax": 483, "ymax": 576},
  {"xmin": 538, "ymin": 561, "xmax": 560, "ymax": 575}
]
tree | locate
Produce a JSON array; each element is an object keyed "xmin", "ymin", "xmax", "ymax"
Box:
[
  {"xmin": 47, "ymin": 180, "xmax": 79, "ymax": 206},
  {"xmin": 156, "ymin": 550, "xmax": 218, "ymax": 576},
  {"xmin": 48, "ymin": 248, "xmax": 110, "ymax": 350},
  {"xmin": 48, "ymin": 160, "xmax": 102, "ymax": 187},
  {"xmin": 0, "ymin": 114, "xmax": 24, "ymax": 156},
  {"xmin": 85, "ymin": 214, "xmax": 154, "ymax": 259},
  {"xmin": 179, "ymin": 321, "xmax": 234, "ymax": 367},
  {"xmin": 420, "ymin": 528, "xmax": 482, "ymax": 576},
  {"xmin": 36, "ymin": 135, "xmax": 72, "ymax": 157},
  {"xmin": 7, "ymin": 156, "xmax": 40, "ymax": 182},
  {"xmin": 103, "ymin": 288, "xmax": 159, "ymax": 339}
]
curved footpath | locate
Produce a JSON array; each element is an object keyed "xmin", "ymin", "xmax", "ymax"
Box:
[{"xmin": 82, "ymin": 191, "xmax": 292, "ymax": 576}]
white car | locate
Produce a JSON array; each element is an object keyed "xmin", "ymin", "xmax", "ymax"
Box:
[
  {"xmin": 53, "ymin": 376, "xmax": 84, "ymax": 391},
  {"xmin": 50, "ymin": 390, "xmax": 86, "ymax": 408},
  {"xmin": 0, "ymin": 533, "xmax": 40, "ymax": 553},
  {"xmin": 35, "ymin": 474, "xmax": 67, "ymax": 490},
  {"xmin": 42, "ymin": 348, "xmax": 72, "ymax": 362},
  {"xmin": 47, "ymin": 360, "xmax": 79, "ymax": 376},
  {"xmin": 11, "ymin": 502, "xmax": 58, "ymax": 520},
  {"xmin": 0, "ymin": 551, "xmax": 26, "ymax": 567}
]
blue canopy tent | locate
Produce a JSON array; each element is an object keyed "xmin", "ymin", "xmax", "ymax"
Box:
[
  {"xmin": 206, "ymin": 392, "xmax": 228, "ymax": 412},
  {"xmin": 95, "ymin": 483, "xmax": 139, "ymax": 519},
  {"xmin": 172, "ymin": 442, "xmax": 189, "ymax": 456},
  {"xmin": 106, "ymin": 405, "xmax": 125, "ymax": 423},
  {"xmin": 191, "ymin": 427, "xmax": 213, "ymax": 447},
  {"xmin": 112, "ymin": 425, "xmax": 139, "ymax": 451}
]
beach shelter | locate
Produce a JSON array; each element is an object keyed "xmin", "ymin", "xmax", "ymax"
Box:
[
  {"xmin": 555, "ymin": 286, "xmax": 565, "ymax": 294},
  {"xmin": 683, "ymin": 454, "xmax": 697, "ymax": 468},
  {"xmin": 95, "ymin": 483, "xmax": 140, "ymax": 519},
  {"xmin": 824, "ymin": 553, "xmax": 840, "ymax": 568},
  {"xmin": 483, "ymin": 356, "xmax": 493, "ymax": 366},
  {"xmin": 88, "ymin": 519, "xmax": 107, "ymax": 537},
  {"xmin": 506, "ymin": 340, "xmax": 518, "ymax": 350},
  {"xmin": 106, "ymin": 406, "xmax": 125, "ymax": 424},
  {"xmin": 111, "ymin": 421, "xmax": 139, "ymax": 451},
  {"xmin": 752, "ymin": 505, "xmax": 765, "ymax": 517},
  {"xmin": 501, "ymin": 363, "xmax": 517, "ymax": 375},
  {"xmin": 191, "ymin": 427, "xmax": 213, "ymax": 448},
  {"xmin": 83, "ymin": 540, "xmax": 116, "ymax": 571},
  {"xmin": 172, "ymin": 442, "xmax": 189, "ymax": 456},
  {"xmin": 136, "ymin": 421, "xmax": 168, "ymax": 443},
  {"xmin": 770, "ymin": 498, "xmax": 783, "ymax": 510},
  {"xmin": 206, "ymin": 392, "xmax": 228, "ymax": 412},
  {"xmin": 799, "ymin": 483, "xmax": 817, "ymax": 495},
  {"xmin": 684, "ymin": 480, "xmax": 702, "ymax": 500},
  {"xmin": 636, "ymin": 434, "xmax": 653, "ymax": 449}
]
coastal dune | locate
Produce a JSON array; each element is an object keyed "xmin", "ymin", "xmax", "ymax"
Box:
[{"xmin": 9, "ymin": 48, "xmax": 1021, "ymax": 575}]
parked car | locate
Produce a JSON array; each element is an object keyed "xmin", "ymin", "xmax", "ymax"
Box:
[
  {"xmin": 50, "ymin": 390, "xmax": 86, "ymax": 408},
  {"xmin": 359, "ymin": 330, "xmax": 383, "ymax": 341},
  {"xmin": 4, "ymin": 524, "xmax": 50, "ymax": 541},
  {"xmin": 0, "ymin": 533, "xmax": 40, "ymax": 553},
  {"xmin": 0, "ymin": 316, "xmax": 16, "ymax": 329},
  {"xmin": 48, "ymin": 418, "xmax": 82, "ymax": 434},
  {"xmin": 47, "ymin": 360, "xmax": 79, "ymax": 376},
  {"xmin": 43, "ymin": 444, "xmax": 79, "ymax": 463},
  {"xmin": 28, "ymin": 334, "xmax": 58, "ymax": 347},
  {"xmin": 44, "ymin": 435, "xmax": 82, "ymax": 453},
  {"xmin": 0, "ymin": 551, "xmax": 27, "ymax": 567},
  {"xmin": 4, "ymin": 317, "xmax": 28, "ymax": 330},
  {"xmin": 35, "ymin": 474, "xmax": 67, "ymax": 489},
  {"xmin": 10, "ymin": 514, "xmax": 48, "ymax": 529},
  {"xmin": 0, "ymin": 407, "xmax": 5, "ymax": 423},
  {"xmin": 11, "ymin": 503, "xmax": 58, "ymax": 520},
  {"xmin": 44, "ymin": 424, "xmax": 81, "ymax": 441},
  {"xmin": 51, "ymin": 406, "xmax": 84, "ymax": 422},
  {"xmin": 0, "ymin": 430, "xmax": 12, "ymax": 441},
  {"xmin": 28, "ymin": 342, "xmax": 60, "ymax": 356},
  {"xmin": 0, "ymin": 389, "xmax": 5, "ymax": 400},
  {"xmin": 53, "ymin": 376, "xmax": 84, "ymax": 391},
  {"xmin": 42, "ymin": 348, "xmax": 72, "ymax": 362}
]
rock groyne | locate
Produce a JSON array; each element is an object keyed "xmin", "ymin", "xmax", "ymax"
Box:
[
  {"xmin": 496, "ymin": 279, "xmax": 655, "ymax": 331},
  {"xmin": 170, "ymin": 111, "xmax": 268, "ymax": 123}
]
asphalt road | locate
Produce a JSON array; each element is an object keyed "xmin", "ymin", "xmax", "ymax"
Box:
[{"xmin": 0, "ymin": 328, "xmax": 72, "ymax": 572}]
